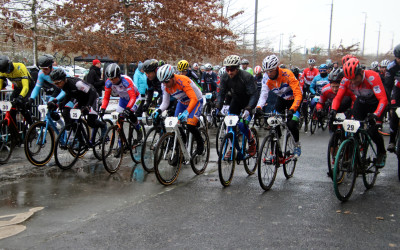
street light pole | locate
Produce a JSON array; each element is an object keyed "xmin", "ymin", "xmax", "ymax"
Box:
[
  {"xmin": 377, "ymin": 22, "xmax": 381, "ymax": 58},
  {"xmin": 362, "ymin": 12, "xmax": 367, "ymax": 57},
  {"xmin": 252, "ymin": 0, "xmax": 258, "ymax": 68},
  {"xmin": 328, "ymin": 0, "xmax": 333, "ymax": 57}
]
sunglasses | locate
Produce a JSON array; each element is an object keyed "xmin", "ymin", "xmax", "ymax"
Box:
[
  {"xmin": 40, "ymin": 67, "xmax": 50, "ymax": 70},
  {"xmin": 53, "ymin": 80, "xmax": 63, "ymax": 85},
  {"xmin": 225, "ymin": 67, "xmax": 238, "ymax": 72}
]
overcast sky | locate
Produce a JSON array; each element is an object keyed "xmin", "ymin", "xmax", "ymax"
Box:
[{"xmin": 227, "ymin": 0, "xmax": 398, "ymax": 56}]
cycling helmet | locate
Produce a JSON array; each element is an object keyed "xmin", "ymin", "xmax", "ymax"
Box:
[
  {"xmin": 319, "ymin": 64, "xmax": 328, "ymax": 71},
  {"xmin": 157, "ymin": 64, "xmax": 174, "ymax": 82},
  {"xmin": 158, "ymin": 60, "xmax": 165, "ymax": 66},
  {"xmin": 341, "ymin": 54, "xmax": 354, "ymax": 65},
  {"xmin": 291, "ymin": 67, "xmax": 300, "ymax": 79},
  {"xmin": 214, "ymin": 65, "xmax": 221, "ymax": 71},
  {"xmin": 204, "ymin": 63, "xmax": 213, "ymax": 71},
  {"xmin": 327, "ymin": 62, "xmax": 333, "ymax": 69},
  {"xmin": 192, "ymin": 63, "xmax": 199, "ymax": 68},
  {"xmin": 105, "ymin": 63, "xmax": 121, "ymax": 79},
  {"xmin": 394, "ymin": 44, "xmax": 400, "ymax": 58},
  {"xmin": 379, "ymin": 59, "xmax": 390, "ymax": 68},
  {"xmin": 38, "ymin": 54, "xmax": 54, "ymax": 68},
  {"xmin": 279, "ymin": 64, "xmax": 286, "ymax": 69},
  {"xmin": 262, "ymin": 55, "xmax": 280, "ymax": 71},
  {"xmin": 328, "ymin": 68, "xmax": 344, "ymax": 83},
  {"xmin": 241, "ymin": 59, "xmax": 249, "ymax": 65},
  {"xmin": 371, "ymin": 61, "xmax": 379, "ymax": 69},
  {"xmin": 307, "ymin": 59, "xmax": 316, "ymax": 65},
  {"xmin": 254, "ymin": 65, "xmax": 262, "ymax": 75},
  {"xmin": 49, "ymin": 68, "xmax": 67, "ymax": 81},
  {"xmin": 218, "ymin": 67, "xmax": 226, "ymax": 77},
  {"xmin": 223, "ymin": 55, "xmax": 241, "ymax": 67},
  {"xmin": 143, "ymin": 59, "xmax": 158, "ymax": 73},
  {"xmin": 0, "ymin": 55, "xmax": 13, "ymax": 73},
  {"xmin": 177, "ymin": 60, "xmax": 189, "ymax": 71},
  {"xmin": 200, "ymin": 65, "xmax": 205, "ymax": 70},
  {"xmin": 343, "ymin": 58, "xmax": 361, "ymax": 80}
]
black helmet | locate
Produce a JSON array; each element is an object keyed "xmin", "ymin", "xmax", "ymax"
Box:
[
  {"xmin": 0, "ymin": 55, "xmax": 13, "ymax": 73},
  {"xmin": 394, "ymin": 43, "xmax": 400, "ymax": 58},
  {"xmin": 328, "ymin": 68, "xmax": 344, "ymax": 83},
  {"xmin": 38, "ymin": 54, "xmax": 54, "ymax": 68},
  {"xmin": 143, "ymin": 59, "xmax": 158, "ymax": 73},
  {"xmin": 291, "ymin": 67, "xmax": 300, "ymax": 78},
  {"xmin": 105, "ymin": 63, "xmax": 121, "ymax": 79},
  {"xmin": 158, "ymin": 60, "xmax": 165, "ymax": 67},
  {"xmin": 50, "ymin": 68, "xmax": 66, "ymax": 82}
]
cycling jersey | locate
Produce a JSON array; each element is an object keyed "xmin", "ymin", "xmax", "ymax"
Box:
[
  {"xmin": 0, "ymin": 63, "xmax": 33, "ymax": 97},
  {"xmin": 59, "ymin": 77, "xmax": 98, "ymax": 109},
  {"xmin": 159, "ymin": 74, "xmax": 202, "ymax": 114},
  {"xmin": 101, "ymin": 75, "xmax": 140, "ymax": 111},
  {"xmin": 244, "ymin": 67, "xmax": 254, "ymax": 75},
  {"xmin": 332, "ymin": 70, "xmax": 388, "ymax": 117},
  {"xmin": 257, "ymin": 68, "xmax": 302, "ymax": 112},
  {"xmin": 201, "ymin": 71, "xmax": 218, "ymax": 92},
  {"xmin": 254, "ymin": 74, "xmax": 263, "ymax": 94},
  {"xmin": 30, "ymin": 66, "xmax": 66, "ymax": 101},
  {"xmin": 302, "ymin": 67, "xmax": 319, "ymax": 86},
  {"xmin": 310, "ymin": 74, "xmax": 329, "ymax": 95},
  {"xmin": 316, "ymin": 83, "xmax": 355, "ymax": 111},
  {"xmin": 385, "ymin": 60, "xmax": 400, "ymax": 99}
]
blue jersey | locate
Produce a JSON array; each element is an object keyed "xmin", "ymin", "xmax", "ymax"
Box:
[
  {"xmin": 310, "ymin": 74, "xmax": 329, "ymax": 95},
  {"xmin": 30, "ymin": 66, "xmax": 67, "ymax": 101}
]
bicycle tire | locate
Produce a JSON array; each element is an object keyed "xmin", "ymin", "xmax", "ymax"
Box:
[
  {"xmin": 129, "ymin": 121, "xmax": 146, "ymax": 164},
  {"xmin": 218, "ymin": 133, "xmax": 236, "ymax": 187},
  {"xmin": 215, "ymin": 120, "xmax": 226, "ymax": 156},
  {"xmin": 283, "ymin": 132, "xmax": 297, "ymax": 179},
  {"xmin": 327, "ymin": 130, "xmax": 343, "ymax": 180},
  {"xmin": 0, "ymin": 120, "xmax": 14, "ymax": 164},
  {"xmin": 92, "ymin": 119, "xmax": 113, "ymax": 161},
  {"xmin": 190, "ymin": 127, "xmax": 210, "ymax": 175},
  {"xmin": 310, "ymin": 108, "xmax": 318, "ymax": 134},
  {"xmin": 24, "ymin": 121, "xmax": 55, "ymax": 166},
  {"xmin": 102, "ymin": 125, "xmax": 123, "ymax": 174},
  {"xmin": 54, "ymin": 125, "xmax": 79, "ymax": 170},
  {"xmin": 257, "ymin": 135, "xmax": 279, "ymax": 191},
  {"xmin": 361, "ymin": 134, "xmax": 378, "ymax": 189},
  {"xmin": 243, "ymin": 127, "xmax": 258, "ymax": 175},
  {"xmin": 333, "ymin": 138, "xmax": 357, "ymax": 202},
  {"xmin": 141, "ymin": 127, "xmax": 162, "ymax": 172},
  {"xmin": 154, "ymin": 132, "xmax": 183, "ymax": 185}
]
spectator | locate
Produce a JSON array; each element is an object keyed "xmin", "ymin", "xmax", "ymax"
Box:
[
  {"xmin": 134, "ymin": 61, "xmax": 148, "ymax": 96},
  {"xmin": 86, "ymin": 59, "xmax": 105, "ymax": 97}
]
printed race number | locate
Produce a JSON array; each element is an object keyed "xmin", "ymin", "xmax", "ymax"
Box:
[
  {"xmin": 224, "ymin": 115, "xmax": 239, "ymax": 126},
  {"xmin": 165, "ymin": 117, "xmax": 179, "ymax": 128},
  {"xmin": 343, "ymin": 120, "xmax": 360, "ymax": 133},
  {"xmin": 70, "ymin": 109, "xmax": 81, "ymax": 119},
  {"xmin": 0, "ymin": 101, "xmax": 12, "ymax": 111},
  {"xmin": 267, "ymin": 116, "xmax": 283, "ymax": 127},
  {"xmin": 111, "ymin": 112, "xmax": 119, "ymax": 120}
]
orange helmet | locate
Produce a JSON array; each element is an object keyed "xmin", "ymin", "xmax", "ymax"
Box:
[
  {"xmin": 341, "ymin": 54, "xmax": 355, "ymax": 65},
  {"xmin": 343, "ymin": 58, "xmax": 361, "ymax": 80}
]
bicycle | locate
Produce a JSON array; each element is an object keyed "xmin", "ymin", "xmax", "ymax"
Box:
[
  {"xmin": 327, "ymin": 113, "xmax": 347, "ymax": 180},
  {"xmin": 309, "ymin": 96, "xmax": 329, "ymax": 134},
  {"xmin": 101, "ymin": 111, "xmax": 146, "ymax": 174},
  {"xmin": 332, "ymin": 118, "xmax": 380, "ymax": 201},
  {"xmin": 217, "ymin": 114, "xmax": 259, "ymax": 187},
  {"xmin": 257, "ymin": 111, "xmax": 298, "ymax": 190},
  {"xmin": 215, "ymin": 105, "xmax": 229, "ymax": 156},
  {"xmin": 153, "ymin": 116, "xmax": 210, "ymax": 185},
  {"xmin": 54, "ymin": 109, "xmax": 111, "ymax": 169},
  {"xmin": 202, "ymin": 92, "xmax": 218, "ymax": 128}
]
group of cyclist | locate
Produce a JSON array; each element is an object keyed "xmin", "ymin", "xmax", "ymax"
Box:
[{"xmin": 1, "ymin": 43, "xmax": 400, "ymax": 172}]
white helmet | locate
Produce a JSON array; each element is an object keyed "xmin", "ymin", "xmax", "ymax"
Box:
[
  {"xmin": 218, "ymin": 67, "xmax": 226, "ymax": 77},
  {"xmin": 223, "ymin": 55, "xmax": 241, "ymax": 67},
  {"xmin": 157, "ymin": 64, "xmax": 174, "ymax": 82},
  {"xmin": 205, "ymin": 63, "xmax": 213, "ymax": 71},
  {"xmin": 262, "ymin": 55, "xmax": 280, "ymax": 71},
  {"xmin": 371, "ymin": 61, "xmax": 379, "ymax": 69},
  {"xmin": 379, "ymin": 59, "xmax": 390, "ymax": 68}
]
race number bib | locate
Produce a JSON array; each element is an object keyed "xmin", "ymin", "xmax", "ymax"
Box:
[
  {"xmin": 38, "ymin": 105, "xmax": 48, "ymax": 115},
  {"xmin": 343, "ymin": 120, "xmax": 360, "ymax": 133},
  {"xmin": 165, "ymin": 117, "xmax": 179, "ymax": 128},
  {"xmin": 0, "ymin": 101, "xmax": 12, "ymax": 111},
  {"xmin": 70, "ymin": 109, "xmax": 81, "ymax": 119},
  {"xmin": 111, "ymin": 112, "xmax": 119, "ymax": 121},
  {"xmin": 267, "ymin": 116, "xmax": 283, "ymax": 127},
  {"xmin": 224, "ymin": 115, "xmax": 239, "ymax": 126}
]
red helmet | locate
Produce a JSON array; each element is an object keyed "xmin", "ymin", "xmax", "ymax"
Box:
[
  {"xmin": 341, "ymin": 54, "xmax": 355, "ymax": 65},
  {"xmin": 343, "ymin": 58, "xmax": 361, "ymax": 80},
  {"xmin": 254, "ymin": 66, "xmax": 262, "ymax": 75}
]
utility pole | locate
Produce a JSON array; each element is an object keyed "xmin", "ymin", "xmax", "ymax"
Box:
[
  {"xmin": 377, "ymin": 22, "xmax": 381, "ymax": 58},
  {"xmin": 328, "ymin": 0, "xmax": 333, "ymax": 57},
  {"xmin": 279, "ymin": 33, "xmax": 283, "ymax": 57},
  {"xmin": 361, "ymin": 12, "xmax": 367, "ymax": 56},
  {"xmin": 252, "ymin": 0, "xmax": 258, "ymax": 68}
]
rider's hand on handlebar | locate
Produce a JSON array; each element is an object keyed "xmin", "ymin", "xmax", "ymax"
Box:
[
  {"xmin": 81, "ymin": 106, "xmax": 90, "ymax": 116},
  {"xmin": 367, "ymin": 113, "xmax": 377, "ymax": 125},
  {"xmin": 178, "ymin": 110, "xmax": 189, "ymax": 122},
  {"xmin": 47, "ymin": 100, "xmax": 58, "ymax": 111},
  {"xmin": 99, "ymin": 108, "xmax": 105, "ymax": 117},
  {"xmin": 287, "ymin": 109, "xmax": 294, "ymax": 121}
]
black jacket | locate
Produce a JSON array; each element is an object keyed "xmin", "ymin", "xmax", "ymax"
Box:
[
  {"xmin": 86, "ymin": 65, "xmax": 104, "ymax": 96},
  {"xmin": 60, "ymin": 77, "xmax": 98, "ymax": 109}
]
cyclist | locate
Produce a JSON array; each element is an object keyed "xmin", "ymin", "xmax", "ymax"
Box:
[
  {"xmin": 192, "ymin": 63, "xmax": 202, "ymax": 81},
  {"xmin": 379, "ymin": 59, "xmax": 390, "ymax": 82},
  {"xmin": 241, "ymin": 59, "xmax": 254, "ymax": 75},
  {"xmin": 385, "ymin": 44, "xmax": 400, "ymax": 152},
  {"xmin": 309, "ymin": 64, "xmax": 330, "ymax": 112},
  {"xmin": 216, "ymin": 55, "xmax": 257, "ymax": 156},
  {"xmin": 201, "ymin": 63, "xmax": 217, "ymax": 94},
  {"xmin": 256, "ymin": 54, "xmax": 302, "ymax": 156},
  {"xmin": 142, "ymin": 59, "xmax": 162, "ymax": 110},
  {"xmin": 49, "ymin": 68, "xmax": 107, "ymax": 143},
  {"xmin": 152, "ymin": 64, "xmax": 204, "ymax": 157},
  {"xmin": 301, "ymin": 59, "xmax": 319, "ymax": 131},
  {"xmin": 331, "ymin": 58, "xmax": 387, "ymax": 167},
  {"xmin": 371, "ymin": 61, "xmax": 379, "ymax": 72},
  {"xmin": 177, "ymin": 60, "xmax": 202, "ymax": 91},
  {"xmin": 99, "ymin": 63, "xmax": 143, "ymax": 141},
  {"xmin": 0, "ymin": 55, "xmax": 34, "ymax": 126},
  {"xmin": 254, "ymin": 65, "xmax": 263, "ymax": 96}
]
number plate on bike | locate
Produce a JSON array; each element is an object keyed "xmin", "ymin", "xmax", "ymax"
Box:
[
  {"xmin": 38, "ymin": 105, "xmax": 47, "ymax": 115},
  {"xmin": 165, "ymin": 117, "xmax": 179, "ymax": 128},
  {"xmin": 70, "ymin": 109, "xmax": 81, "ymax": 119},
  {"xmin": 267, "ymin": 116, "xmax": 282, "ymax": 126},
  {"xmin": 224, "ymin": 115, "xmax": 239, "ymax": 126},
  {"xmin": 205, "ymin": 93, "xmax": 213, "ymax": 99},
  {"xmin": 0, "ymin": 101, "xmax": 12, "ymax": 111},
  {"xmin": 111, "ymin": 112, "xmax": 119, "ymax": 120},
  {"xmin": 343, "ymin": 120, "xmax": 360, "ymax": 133},
  {"xmin": 221, "ymin": 105, "xmax": 229, "ymax": 115},
  {"xmin": 396, "ymin": 107, "xmax": 400, "ymax": 118}
]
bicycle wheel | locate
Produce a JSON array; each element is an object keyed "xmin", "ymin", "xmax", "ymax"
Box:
[
  {"xmin": 218, "ymin": 133, "xmax": 236, "ymax": 187},
  {"xmin": 327, "ymin": 130, "xmax": 344, "ymax": 180},
  {"xmin": 24, "ymin": 121, "xmax": 55, "ymax": 166},
  {"xmin": 310, "ymin": 108, "xmax": 318, "ymax": 134},
  {"xmin": 333, "ymin": 138, "xmax": 357, "ymax": 202},
  {"xmin": 216, "ymin": 120, "xmax": 226, "ymax": 156},
  {"xmin": 154, "ymin": 132, "xmax": 183, "ymax": 185},
  {"xmin": 54, "ymin": 125, "xmax": 79, "ymax": 170},
  {"xmin": 129, "ymin": 121, "xmax": 146, "ymax": 164},
  {"xmin": 257, "ymin": 135, "xmax": 279, "ymax": 191},
  {"xmin": 190, "ymin": 127, "xmax": 210, "ymax": 175},
  {"xmin": 0, "ymin": 120, "xmax": 14, "ymax": 164},
  {"xmin": 320, "ymin": 113, "xmax": 328, "ymax": 131},
  {"xmin": 92, "ymin": 119, "xmax": 113, "ymax": 161},
  {"xmin": 243, "ymin": 127, "xmax": 259, "ymax": 175},
  {"xmin": 102, "ymin": 125, "xmax": 123, "ymax": 174},
  {"xmin": 283, "ymin": 132, "xmax": 297, "ymax": 179},
  {"xmin": 141, "ymin": 127, "xmax": 162, "ymax": 172},
  {"xmin": 361, "ymin": 136, "xmax": 378, "ymax": 189}
]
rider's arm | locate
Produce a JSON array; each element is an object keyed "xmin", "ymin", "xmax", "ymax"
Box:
[
  {"xmin": 211, "ymin": 73, "xmax": 218, "ymax": 90},
  {"xmin": 244, "ymin": 72, "xmax": 258, "ymax": 110},
  {"xmin": 0, "ymin": 75, "xmax": 4, "ymax": 90},
  {"xmin": 17, "ymin": 64, "xmax": 31, "ymax": 97},
  {"xmin": 368, "ymin": 72, "xmax": 388, "ymax": 117},
  {"xmin": 309, "ymin": 77, "xmax": 316, "ymax": 95},
  {"xmin": 159, "ymin": 86, "xmax": 170, "ymax": 111},
  {"xmin": 125, "ymin": 86, "xmax": 138, "ymax": 110},
  {"xmin": 182, "ymin": 82, "xmax": 199, "ymax": 113},
  {"xmin": 256, "ymin": 75, "xmax": 269, "ymax": 108},
  {"xmin": 288, "ymin": 73, "xmax": 303, "ymax": 112},
  {"xmin": 101, "ymin": 81, "xmax": 112, "ymax": 110}
]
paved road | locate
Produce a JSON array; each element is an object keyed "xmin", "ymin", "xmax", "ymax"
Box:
[{"xmin": 0, "ymin": 127, "xmax": 399, "ymax": 249}]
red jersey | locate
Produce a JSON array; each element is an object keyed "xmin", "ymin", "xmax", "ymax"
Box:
[
  {"xmin": 316, "ymin": 83, "xmax": 355, "ymax": 111},
  {"xmin": 302, "ymin": 67, "xmax": 319, "ymax": 86}
]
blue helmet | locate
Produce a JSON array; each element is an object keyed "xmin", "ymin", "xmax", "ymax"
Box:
[{"xmin": 319, "ymin": 64, "xmax": 328, "ymax": 71}]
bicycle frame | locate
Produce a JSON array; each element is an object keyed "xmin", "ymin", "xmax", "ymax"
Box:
[
  {"xmin": 264, "ymin": 113, "xmax": 290, "ymax": 164},
  {"xmin": 165, "ymin": 120, "xmax": 193, "ymax": 162},
  {"xmin": 224, "ymin": 117, "xmax": 250, "ymax": 161}
]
